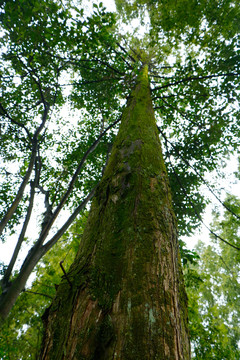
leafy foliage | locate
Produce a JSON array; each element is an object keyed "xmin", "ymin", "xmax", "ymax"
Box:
[
  {"xmin": 0, "ymin": 0, "xmax": 124, "ymax": 238},
  {"xmin": 115, "ymin": 0, "xmax": 240, "ymax": 234},
  {"xmin": 185, "ymin": 195, "xmax": 240, "ymax": 359},
  {"xmin": 0, "ymin": 0, "xmax": 240, "ymax": 327},
  {"xmin": 0, "ymin": 0, "xmax": 134, "ymax": 325}
]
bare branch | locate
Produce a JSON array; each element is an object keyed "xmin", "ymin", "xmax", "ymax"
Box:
[
  {"xmin": 0, "ymin": 101, "xmax": 50, "ymax": 235},
  {"xmin": 22, "ymin": 290, "xmax": 53, "ymax": 300},
  {"xmin": 59, "ymin": 261, "xmax": 72, "ymax": 288},
  {"xmin": 66, "ymin": 77, "xmax": 123, "ymax": 87},
  {"xmin": 45, "ymin": 51, "xmax": 125, "ymax": 76},
  {"xmin": 37, "ymin": 116, "xmax": 121, "ymax": 245},
  {"xmin": 41, "ymin": 186, "xmax": 96, "ymax": 254},
  {"xmin": 16, "ymin": 54, "xmax": 48, "ymax": 108},
  {"xmin": 1, "ymin": 161, "xmax": 40, "ymax": 289},
  {"xmin": 116, "ymin": 41, "xmax": 137, "ymax": 64},
  {"xmin": 0, "ymin": 140, "xmax": 37, "ymax": 236}
]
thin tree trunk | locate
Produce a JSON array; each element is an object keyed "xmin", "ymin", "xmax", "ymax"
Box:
[
  {"xmin": 40, "ymin": 65, "xmax": 190, "ymax": 359},
  {"xmin": 0, "ymin": 142, "xmax": 37, "ymax": 236},
  {"xmin": 0, "ymin": 104, "xmax": 49, "ymax": 236},
  {"xmin": 0, "ymin": 246, "xmax": 45, "ymax": 325},
  {"xmin": 1, "ymin": 165, "xmax": 39, "ymax": 290},
  {"xmin": 0, "ymin": 189, "xmax": 95, "ymax": 324}
]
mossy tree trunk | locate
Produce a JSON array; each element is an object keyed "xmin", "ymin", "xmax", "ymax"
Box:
[{"xmin": 40, "ymin": 65, "xmax": 190, "ymax": 359}]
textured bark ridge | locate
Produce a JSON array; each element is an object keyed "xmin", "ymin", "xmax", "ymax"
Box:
[{"xmin": 40, "ymin": 65, "xmax": 190, "ymax": 359}]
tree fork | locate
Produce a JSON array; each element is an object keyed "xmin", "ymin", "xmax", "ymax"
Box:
[{"xmin": 40, "ymin": 65, "xmax": 190, "ymax": 359}]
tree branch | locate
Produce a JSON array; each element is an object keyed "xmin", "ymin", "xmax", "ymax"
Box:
[
  {"xmin": 22, "ymin": 289, "xmax": 53, "ymax": 300},
  {"xmin": 0, "ymin": 140, "xmax": 37, "ymax": 236},
  {"xmin": 152, "ymin": 72, "xmax": 240, "ymax": 92},
  {"xmin": 69, "ymin": 77, "xmax": 123, "ymax": 87},
  {"xmin": 163, "ymin": 140, "xmax": 240, "ymax": 251},
  {"xmin": 36, "ymin": 116, "xmax": 121, "ymax": 246},
  {"xmin": 0, "ymin": 102, "xmax": 32, "ymax": 140},
  {"xmin": 116, "ymin": 41, "xmax": 136, "ymax": 63},
  {"xmin": 158, "ymin": 127, "xmax": 240, "ymax": 221},
  {"xmin": 45, "ymin": 51, "xmax": 125, "ymax": 76},
  {"xmin": 59, "ymin": 261, "xmax": 72, "ymax": 288},
  {"xmin": 1, "ymin": 160, "xmax": 40, "ymax": 290},
  {"xmin": 0, "ymin": 97, "xmax": 50, "ymax": 236},
  {"xmin": 41, "ymin": 186, "xmax": 96, "ymax": 254}
]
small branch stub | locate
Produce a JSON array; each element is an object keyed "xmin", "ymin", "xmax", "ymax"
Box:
[{"xmin": 59, "ymin": 261, "xmax": 72, "ymax": 288}]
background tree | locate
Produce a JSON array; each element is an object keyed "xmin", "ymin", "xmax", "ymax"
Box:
[
  {"xmin": 185, "ymin": 194, "xmax": 240, "ymax": 359},
  {"xmin": 0, "ymin": 215, "xmax": 86, "ymax": 359},
  {"xmin": 0, "ymin": 0, "xmax": 129, "ymax": 322},
  {"xmin": 0, "ymin": 0, "xmax": 240, "ymax": 330}
]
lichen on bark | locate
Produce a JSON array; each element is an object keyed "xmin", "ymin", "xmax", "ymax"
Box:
[{"xmin": 40, "ymin": 65, "xmax": 190, "ymax": 359}]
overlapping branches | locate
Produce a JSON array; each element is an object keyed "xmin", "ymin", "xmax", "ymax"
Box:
[{"xmin": 158, "ymin": 125, "xmax": 240, "ymax": 251}]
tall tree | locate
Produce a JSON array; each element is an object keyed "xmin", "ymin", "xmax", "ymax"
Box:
[
  {"xmin": 0, "ymin": 216, "xmax": 84, "ymax": 360},
  {"xmin": 40, "ymin": 64, "xmax": 190, "ymax": 359},
  {"xmin": 39, "ymin": 1, "xmax": 239, "ymax": 357},
  {"xmin": 0, "ymin": 0, "xmax": 239, "ymax": 346}
]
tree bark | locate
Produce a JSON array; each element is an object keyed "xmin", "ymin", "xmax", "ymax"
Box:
[{"xmin": 40, "ymin": 65, "xmax": 190, "ymax": 359}]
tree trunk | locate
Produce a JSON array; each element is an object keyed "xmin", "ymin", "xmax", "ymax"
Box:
[
  {"xmin": 40, "ymin": 65, "xmax": 190, "ymax": 359},
  {"xmin": 0, "ymin": 245, "xmax": 45, "ymax": 325}
]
